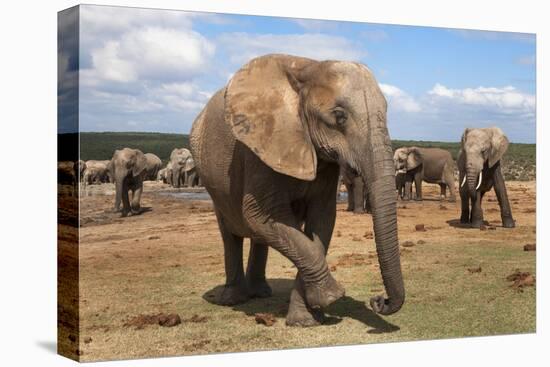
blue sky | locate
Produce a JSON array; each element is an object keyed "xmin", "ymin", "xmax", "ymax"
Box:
[{"xmin": 60, "ymin": 5, "xmax": 536, "ymax": 142}]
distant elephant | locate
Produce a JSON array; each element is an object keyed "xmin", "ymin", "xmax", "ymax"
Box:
[
  {"xmin": 189, "ymin": 54, "xmax": 404, "ymax": 326},
  {"xmin": 458, "ymin": 127, "xmax": 515, "ymax": 228},
  {"xmin": 165, "ymin": 161, "xmax": 174, "ymax": 186},
  {"xmin": 144, "ymin": 153, "xmax": 162, "ymax": 181},
  {"xmin": 183, "ymin": 156, "xmax": 200, "ymax": 187},
  {"xmin": 58, "ymin": 161, "xmax": 77, "ymax": 186},
  {"xmin": 395, "ymin": 169, "xmax": 413, "ymax": 200},
  {"xmin": 83, "ymin": 160, "xmax": 111, "ymax": 185},
  {"xmin": 393, "ymin": 147, "xmax": 456, "ymax": 202},
  {"xmin": 77, "ymin": 160, "xmax": 86, "ymax": 182},
  {"xmin": 157, "ymin": 167, "xmax": 168, "ymax": 183},
  {"xmin": 169, "ymin": 148, "xmax": 193, "ymax": 188},
  {"xmin": 110, "ymin": 148, "xmax": 149, "ymax": 217},
  {"xmin": 340, "ymin": 166, "xmax": 370, "ymax": 213}
]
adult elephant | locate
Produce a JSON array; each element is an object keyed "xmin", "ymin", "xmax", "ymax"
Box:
[
  {"xmin": 144, "ymin": 153, "xmax": 162, "ymax": 181},
  {"xmin": 393, "ymin": 147, "xmax": 456, "ymax": 202},
  {"xmin": 83, "ymin": 160, "xmax": 111, "ymax": 185},
  {"xmin": 340, "ymin": 166, "xmax": 370, "ymax": 213},
  {"xmin": 169, "ymin": 148, "xmax": 193, "ymax": 188},
  {"xmin": 458, "ymin": 127, "xmax": 515, "ymax": 228},
  {"xmin": 189, "ymin": 54, "xmax": 404, "ymax": 326},
  {"xmin": 110, "ymin": 148, "xmax": 149, "ymax": 217}
]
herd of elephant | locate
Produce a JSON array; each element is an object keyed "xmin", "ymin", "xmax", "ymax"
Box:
[
  {"xmin": 58, "ymin": 54, "xmax": 519, "ymax": 327},
  {"xmin": 58, "ymin": 147, "xmax": 200, "ymax": 217}
]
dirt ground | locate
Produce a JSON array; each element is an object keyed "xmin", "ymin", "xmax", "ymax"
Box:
[{"xmin": 64, "ymin": 180, "xmax": 536, "ymax": 361}]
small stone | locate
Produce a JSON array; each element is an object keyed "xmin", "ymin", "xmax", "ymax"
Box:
[
  {"xmin": 415, "ymin": 224, "xmax": 426, "ymax": 232},
  {"xmin": 84, "ymin": 337, "xmax": 92, "ymax": 344},
  {"xmin": 523, "ymin": 243, "xmax": 536, "ymax": 251},
  {"xmin": 401, "ymin": 241, "xmax": 415, "ymax": 247}
]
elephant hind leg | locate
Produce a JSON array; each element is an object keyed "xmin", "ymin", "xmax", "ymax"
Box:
[
  {"xmin": 246, "ymin": 240, "xmax": 272, "ymax": 298},
  {"xmin": 215, "ymin": 210, "xmax": 249, "ymax": 306}
]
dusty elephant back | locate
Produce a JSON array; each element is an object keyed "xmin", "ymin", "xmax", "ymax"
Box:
[{"xmin": 417, "ymin": 147, "xmax": 454, "ymax": 183}]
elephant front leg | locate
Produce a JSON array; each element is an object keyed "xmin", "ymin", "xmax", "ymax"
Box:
[
  {"xmin": 287, "ymin": 184, "xmax": 338, "ymax": 327},
  {"xmin": 245, "ymin": 240, "xmax": 272, "ymax": 298},
  {"xmin": 215, "ymin": 210, "xmax": 249, "ymax": 305},
  {"xmin": 403, "ymin": 180, "xmax": 412, "ymax": 201},
  {"xmin": 130, "ymin": 183, "xmax": 143, "ymax": 215},
  {"xmin": 493, "ymin": 165, "xmax": 515, "ymax": 228},
  {"xmin": 469, "ymin": 193, "xmax": 484, "ymax": 228},
  {"xmin": 352, "ymin": 176, "xmax": 366, "ymax": 213},
  {"xmin": 414, "ymin": 173, "xmax": 422, "ymax": 201}
]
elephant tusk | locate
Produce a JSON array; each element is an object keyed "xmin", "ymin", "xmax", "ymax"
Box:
[
  {"xmin": 476, "ymin": 171, "xmax": 482, "ymax": 190},
  {"xmin": 460, "ymin": 175, "xmax": 467, "ymax": 188}
]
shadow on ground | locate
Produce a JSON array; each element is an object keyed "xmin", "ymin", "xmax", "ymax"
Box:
[
  {"xmin": 203, "ymin": 278, "xmax": 399, "ymax": 333},
  {"xmin": 446, "ymin": 219, "xmax": 490, "ymax": 229}
]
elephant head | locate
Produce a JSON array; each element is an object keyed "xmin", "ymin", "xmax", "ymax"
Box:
[
  {"xmin": 225, "ymin": 54, "xmax": 404, "ymax": 315},
  {"xmin": 170, "ymin": 148, "xmax": 192, "ymax": 187},
  {"xmin": 393, "ymin": 147, "xmax": 422, "ymax": 172},
  {"xmin": 460, "ymin": 127, "xmax": 509, "ymax": 198}
]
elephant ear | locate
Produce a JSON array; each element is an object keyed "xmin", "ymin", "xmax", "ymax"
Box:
[
  {"xmin": 406, "ymin": 147, "xmax": 423, "ymax": 170},
  {"xmin": 184, "ymin": 157, "xmax": 196, "ymax": 171},
  {"xmin": 131, "ymin": 150, "xmax": 148, "ymax": 177},
  {"xmin": 488, "ymin": 127, "xmax": 509, "ymax": 168},
  {"xmin": 225, "ymin": 54, "xmax": 318, "ymax": 181}
]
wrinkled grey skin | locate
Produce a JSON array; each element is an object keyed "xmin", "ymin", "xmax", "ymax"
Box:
[
  {"xmin": 110, "ymin": 148, "xmax": 149, "ymax": 217},
  {"xmin": 144, "ymin": 153, "xmax": 162, "ymax": 181},
  {"xmin": 169, "ymin": 148, "xmax": 193, "ymax": 188},
  {"xmin": 458, "ymin": 127, "xmax": 515, "ymax": 228},
  {"xmin": 393, "ymin": 147, "xmax": 456, "ymax": 202},
  {"xmin": 340, "ymin": 166, "xmax": 370, "ymax": 213},
  {"xmin": 190, "ymin": 54, "xmax": 404, "ymax": 326}
]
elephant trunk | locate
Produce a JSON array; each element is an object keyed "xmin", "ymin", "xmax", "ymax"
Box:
[
  {"xmin": 466, "ymin": 168, "xmax": 479, "ymax": 199},
  {"xmin": 361, "ymin": 127, "xmax": 405, "ymax": 316}
]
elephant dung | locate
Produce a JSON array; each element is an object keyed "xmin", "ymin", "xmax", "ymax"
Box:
[
  {"xmin": 523, "ymin": 243, "xmax": 536, "ymax": 251},
  {"xmin": 363, "ymin": 231, "xmax": 373, "ymax": 239},
  {"xmin": 415, "ymin": 224, "xmax": 426, "ymax": 232},
  {"xmin": 417, "ymin": 240, "xmax": 426, "ymax": 245},
  {"xmin": 401, "ymin": 241, "xmax": 415, "ymax": 248},
  {"xmin": 467, "ymin": 266, "xmax": 482, "ymax": 274},
  {"xmin": 506, "ymin": 270, "xmax": 536, "ymax": 291},
  {"xmin": 255, "ymin": 313, "xmax": 277, "ymax": 326}
]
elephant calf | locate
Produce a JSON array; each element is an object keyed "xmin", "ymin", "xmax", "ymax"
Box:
[
  {"xmin": 393, "ymin": 147, "xmax": 456, "ymax": 201},
  {"xmin": 458, "ymin": 127, "xmax": 515, "ymax": 228}
]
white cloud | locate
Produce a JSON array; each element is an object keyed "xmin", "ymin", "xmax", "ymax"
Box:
[
  {"xmin": 218, "ymin": 32, "xmax": 366, "ymax": 65},
  {"xmin": 449, "ymin": 29, "xmax": 535, "ymax": 43},
  {"xmin": 85, "ymin": 27, "xmax": 215, "ymax": 84},
  {"xmin": 379, "ymin": 83, "xmax": 421, "ymax": 112},
  {"xmin": 428, "ymin": 83, "xmax": 535, "ymax": 115}
]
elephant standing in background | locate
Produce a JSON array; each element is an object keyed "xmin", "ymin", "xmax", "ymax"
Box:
[
  {"xmin": 165, "ymin": 161, "xmax": 174, "ymax": 186},
  {"xmin": 169, "ymin": 148, "xmax": 193, "ymax": 188},
  {"xmin": 157, "ymin": 167, "xmax": 168, "ymax": 183},
  {"xmin": 190, "ymin": 54, "xmax": 404, "ymax": 326},
  {"xmin": 458, "ymin": 127, "xmax": 515, "ymax": 228},
  {"xmin": 110, "ymin": 148, "xmax": 149, "ymax": 217},
  {"xmin": 183, "ymin": 156, "xmax": 200, "ymax": 187},
  {"xmin": 340, "ymin": 166, "xmax": 370, "ymax": 213},
  {"xmin": 144, "ymin": 153, "xmax": 162, "ymax": 181},
  {"xmin": 83, "ymin": 160, "xmax": 112, "ymax": 185},
  {"xmin": 393, "ymin": 147, "xmax": 456, "ymax": 202},
  {"xmin": 395, "ymin": 170, "xmax": 413, "ymax": 200}
]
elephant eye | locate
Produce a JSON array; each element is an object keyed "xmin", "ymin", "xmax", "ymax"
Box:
[{"xmin": 332, "ymin": 107, "xmax": 347, "ymax": 126}]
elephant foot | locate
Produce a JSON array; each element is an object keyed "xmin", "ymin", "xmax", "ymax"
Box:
[
  {"xmin": 218, "ymin": 284, "xmax": 250, "ymax": 306},
  {"xmin": 502, "ymin": 217, "xmax": 516, "ymax": 228},
  {"xmin": 304, "ymin": 274, "xmax": 345, "ymax": 309},
  {"xmin": 247, "ymin": 278, "xmax": 272, "ymax": 298},
  {"xmin": 414, "ymin": 197, "xmax": 422, "ymax": 201},
  {"xmin": 460, "ymin": 215, "xmax": 470, "ymax": 224},
  {"xmin": 470, "ymin": 219, "xmax": 483, "ymax": 229},
  {"xmin": 286, "ymin": 305, "xmax": 324, "ymax": 327},
  {"xmin": 448, "ymin": 197, "xmax": 457, "ymax": 203}
]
